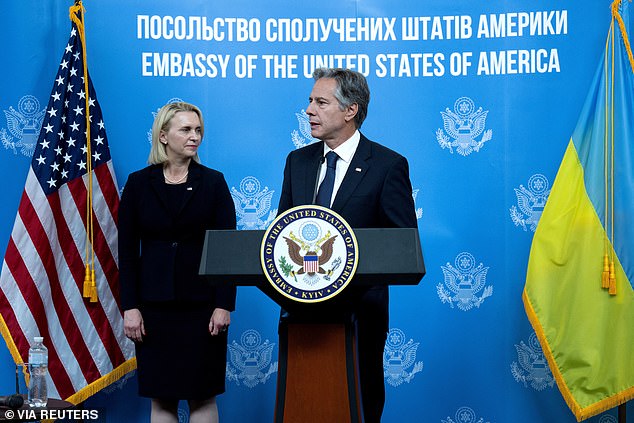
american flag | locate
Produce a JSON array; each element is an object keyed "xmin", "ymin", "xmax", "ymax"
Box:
[{"xmin": 0, "ymin": 3, "xmax": 135, "ymax": 403}]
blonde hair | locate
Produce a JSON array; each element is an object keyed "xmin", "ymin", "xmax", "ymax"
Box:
[{"xmin": 148, "ymin": 102, "xmax": 204, "ymax": 165}]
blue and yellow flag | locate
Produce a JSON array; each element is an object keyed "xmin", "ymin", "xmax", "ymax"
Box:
[{"xmin": 523, "ymin": 1, "xmax": 634, "ymax": 421}]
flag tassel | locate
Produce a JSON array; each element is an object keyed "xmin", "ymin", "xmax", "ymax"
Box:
[
  {"xmin": 89, "ymin": 268, "xmax": 98, "ymax": 303},
  {"xmin": 608, "ymin": 260, "xmax": 617, "ymax": 295},
  {"xmin": 83, "ymin": 264, "xmax": 91, "ymax": 298},
  {"xmin": 602, "ymin": 253, "xmax": 610, "ymax": 289}
]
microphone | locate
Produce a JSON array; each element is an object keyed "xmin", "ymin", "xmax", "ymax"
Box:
[
  {"xmin": 312, "ymin": 155, "xmax": 326, "ymax": 204},
  {"xmin": 0, "ymin": 394, "xmax": 24, "ymax": 409}
]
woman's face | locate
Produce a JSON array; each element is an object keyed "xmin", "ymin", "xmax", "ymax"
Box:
[{"xmin": 160, "ymin": 111, "xmax": 202, "ymax": 162}]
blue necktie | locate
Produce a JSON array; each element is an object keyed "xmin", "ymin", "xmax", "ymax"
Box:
[{"xmin": 314, "ymin": 151, "xmax": 339, "ymax": 207}]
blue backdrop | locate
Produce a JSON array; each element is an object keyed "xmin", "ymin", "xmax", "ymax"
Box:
[{"xmin": 0, "ymin": 1, "xmax": 631, "ymax": 422}]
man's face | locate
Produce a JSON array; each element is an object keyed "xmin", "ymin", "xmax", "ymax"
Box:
[{"xmin": 306, "ymin": 78, "xmax": 354, "ymax": 148}]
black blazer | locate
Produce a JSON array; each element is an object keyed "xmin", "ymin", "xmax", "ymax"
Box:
[
  {"xmin": 278, "ymin": 134, "xmax": 417, "ymax": 229},
  {"xmin": 118, "ymin": 161, "xmax": 236, "ymax": 311}
]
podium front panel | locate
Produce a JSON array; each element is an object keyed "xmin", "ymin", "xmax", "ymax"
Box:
[{"xmin": 199, "ymin": 228, "xmax": 425, "ymax": 286}]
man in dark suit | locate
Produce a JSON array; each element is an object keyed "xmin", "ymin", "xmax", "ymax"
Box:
[{"xmin": 278, "ymin": 68, "xmax": 417, "ymax": 422}]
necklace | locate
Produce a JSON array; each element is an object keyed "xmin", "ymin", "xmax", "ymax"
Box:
[{"xmin": 163, "ymin": 169, "xmax": 188, "ymax": 184}]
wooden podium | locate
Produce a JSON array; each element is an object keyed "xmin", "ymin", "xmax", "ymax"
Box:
[{"xmin": 200, "ymin": 227, "xmax": 425, "ymax": 422}]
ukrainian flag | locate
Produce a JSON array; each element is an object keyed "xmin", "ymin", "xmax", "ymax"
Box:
[{"xmin": 523, "ymin": 1, "xmax": 634, "ymax": 421}]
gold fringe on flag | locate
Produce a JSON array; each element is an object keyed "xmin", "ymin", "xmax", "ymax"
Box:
[{"xmin": 65, "ymin": 358, "xmax": 138, "ymax": 406}]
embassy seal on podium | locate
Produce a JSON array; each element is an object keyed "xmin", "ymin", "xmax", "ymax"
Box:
[{"xmin": 260, "ymin": 205, "xmax": 359, "ymax": 303}]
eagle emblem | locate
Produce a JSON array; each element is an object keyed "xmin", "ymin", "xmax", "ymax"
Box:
[
  {"xmin": 1, "ymin": 95, "xmax": 46, "ymax": 157},
  {"xmin": 231, "ymin": 176, "xmax": 276, "ymax": 230},
  {"xmin": 437, "ymin": 252, "xmax": 493, "ymax": 311},
  {"xmin": 261, "ymin": 205, "xmax": 358, "ymax": 303},
  {"xmin": 226, "ymin": 329, "xmax": 277, "ymax": 388},
  {"xmin": 436, "ymin": 96, "xmax": 493, "ymax": 156},
  {"xmin": 383, "ymin": 328, "xmax": 423, "ymax": 387},
  {"xmin": 511, "ymin": 332, "xmax": 555, "ymax": 391},
  {"xmin": 510, "ymin": 174, "xmax": 550, "ymax": 232},
  {"xmin": 284, "ymin": 231, "xmax": 336, "ymax": 276}
]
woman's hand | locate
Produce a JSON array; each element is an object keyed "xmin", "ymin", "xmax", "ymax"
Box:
[{"xmin": 124, "ymin": 308, "xmax": 145, "ymax": 342}]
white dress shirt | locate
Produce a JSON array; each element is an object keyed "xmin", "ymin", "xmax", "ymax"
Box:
[{"xmin": 316, "ymin": 130, "xmax": 361, "ymax": 207}]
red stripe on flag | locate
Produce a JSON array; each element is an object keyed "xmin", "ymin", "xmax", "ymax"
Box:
[
  {"xmin": 20, "ymin": 190, "xmax": 102, "ymax": 385},
  {"xmin": 2, "ymin": 238, "xmax": 76, "ymax": 397},
  {"xmin": 96, "ymin": 164, "xmax": 120, "ymax": 225}
]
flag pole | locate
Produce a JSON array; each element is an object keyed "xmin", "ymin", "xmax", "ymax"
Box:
[{"xmin": 613, "ymin": 0, "xmax": 632, "ymax": 418}]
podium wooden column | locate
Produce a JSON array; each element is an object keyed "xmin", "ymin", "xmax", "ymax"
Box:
[
  {"xmin": 276, "ymin": 320, "xmax": 362, "ymax": 422},
  {"xmin": 200, "ymin": 228, "xmax": 425, "ymax": 423}
]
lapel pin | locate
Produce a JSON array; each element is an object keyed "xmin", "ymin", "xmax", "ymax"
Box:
[
  {"xmin": 355, "ymin": 168, "xmax": 362, "ymax": 172},
  {"xmin": 187, "ymin": 187, "xmax": 193, "ymax": 191}
]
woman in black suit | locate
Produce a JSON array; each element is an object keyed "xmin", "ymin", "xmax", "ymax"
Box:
[{"xmin": 118, "ymin": 102, "xmax": 236, "ymax": 423}]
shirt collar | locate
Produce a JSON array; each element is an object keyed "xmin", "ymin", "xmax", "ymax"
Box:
[{"xmin": 322, "ymin": 130, "xmax": 360, "ymax": 164}]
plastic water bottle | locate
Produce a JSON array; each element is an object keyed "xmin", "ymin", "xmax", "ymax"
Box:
[{"xmin": 27, "ymin": 336, "xmax": 48, "ymax": 407}]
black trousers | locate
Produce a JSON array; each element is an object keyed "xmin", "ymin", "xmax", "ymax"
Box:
[{"xmin": 355, "ymin": 286, "xmax": 389, "ymax": 423}]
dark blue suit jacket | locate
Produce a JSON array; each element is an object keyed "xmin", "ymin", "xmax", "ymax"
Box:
[
  {"xmin": 279, "ymin": 134, "xmax": 417, "ymax": 230},
  {"xmin": 118, "ymin": 161, "xmax": 236, "ymax": 312}
]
